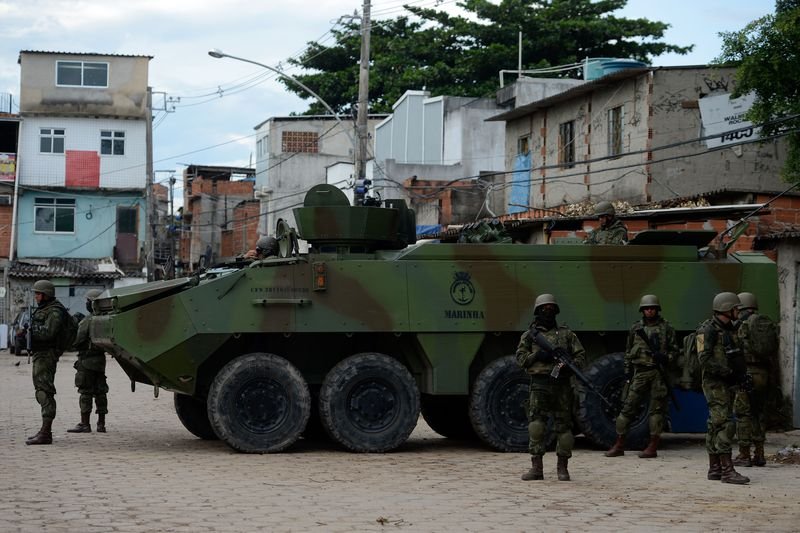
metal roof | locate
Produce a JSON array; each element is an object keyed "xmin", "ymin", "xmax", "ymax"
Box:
[
  {"xmin": 19, "ymin": 50, "xmax": 153, "ymax": 60},
  {"xmin": 9, "ymin": 257, "xmax": 123, "ymax": 280}
]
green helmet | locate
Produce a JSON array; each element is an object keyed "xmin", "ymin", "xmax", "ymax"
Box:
[
  {"xmin": 737, "ymin": 292, "xmax": 758, "ymax": 310},
  {"xmin": 534, "ymin": 293, "xmax": 560, "ymax": 314},
  {"xmin": 638, "ymin": 294, "xmax": 661, "ymax": 311},
  {"xmin": 32, "ymin": 279, "xmax": 55, "ymax": 298},
  {"xmin": 256, "ymin": 236, "xmax": 278, "ymax": 255},
  {"xmin": 713, "ymin": 292, "xmax": 740, "ymax": 313},
  {"xmin": 86, "ymin": 289, "xmax": 103, "ymax": 301},
  {"xmin": 594, "ymin": 201, "xmax": 615, "ymax": 217}
]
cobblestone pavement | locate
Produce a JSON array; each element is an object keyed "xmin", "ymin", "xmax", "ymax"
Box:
[{"xmin": 1, "ymin": 351, "xmax": 798, "ymax": 533}]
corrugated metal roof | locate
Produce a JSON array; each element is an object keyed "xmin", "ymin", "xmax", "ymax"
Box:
[
  {"xmin": 9, "ymin": 257, "xmax": 123, "ymax": 279},
  {"xmin": 19, "ymin": 50, "xmax": 153, "ymax": 59}
]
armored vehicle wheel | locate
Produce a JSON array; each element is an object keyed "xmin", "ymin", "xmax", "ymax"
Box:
[
  {"xmin": 469, "ymin": 356, "xmax": 530, "ymax": 452},
  {"xmin": 207, "ymin": 353, "xmax": 310, "ymax": 453},
  {"xmin": 576, "ymin": 353, "xmax": 650, "ymax": 450},
  {"xmin": 174, "ymin": 393, "xmax": 218, "ymax": 440},
  {"xmin": 319, "ymin": 352, "xmax": 420, "ymax": 452},
  {"xmin": 421, "ymin": 394, "xmax": 477, "ymax": 440}
]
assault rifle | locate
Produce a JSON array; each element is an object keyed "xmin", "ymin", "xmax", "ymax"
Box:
[
  {"xmin": 530, "ymin": 330, "xmax": 613, "ymax": 409},
  {"xmin": 634, "ymin": 329, "xmax": 681, "ymax": 411}
]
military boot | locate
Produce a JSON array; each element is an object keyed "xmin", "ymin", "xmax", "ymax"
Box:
[
  {"xmin": 605, "ymin": 435, "xmax": 625, "ymax": 457},
  {"xmin": 96, "ymin": 414, "xmax": 106, "ymax": 433},
  {"xmin": 638, "ymin": 435, "xmax": 660, "ymax": 458},
  {"xmin": 720, "ymin": 453, "xmax": 750, "ymax": 484},
  {"xmin": 521, "ymin": 456, "xmax": 544, "ymax": 481},
  {"xmin": 707, "ymin": 454, "xmax": 722, "ymax": 480},
  {"xmin": 733, "ymin": 446, "xmax": 752, "ymax": 467},
  {"xmin": 556, "ymin": 456, "xmax": 571, "ymax": 481},
  {"xmin": 67, "ymin": 412, "xmax": 92, "ymax": 433},
  {"xmin": 26, "ymin": 418, "xmax": 53, "ymax": 446},
  {"xmin": 752, "ymin": 443, "xmax": 766, "ymax": 467}
]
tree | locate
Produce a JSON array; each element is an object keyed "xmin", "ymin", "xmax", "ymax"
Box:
[
  {"xmin": 282, "ymin": 0, "xmax": 692, "ymax": 114},
  {"xmin": 717, "ymin": 1, "xmax": 800, "ymax": 181}
]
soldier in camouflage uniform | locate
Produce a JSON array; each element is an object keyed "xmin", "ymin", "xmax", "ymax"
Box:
[
  {"xmin": 698, "ymin": 292, "xmax": 750, "ymax": 484},
  {"xmin": 583, "ymin": 201, "xmax": 628, "ymax": 245},
  {"xmin": 733, "ymin": 292, "xmax": 775, "ymax": 467},
  {"xmin": 606, "ymin": 294, "xmax": 679, "ymax": 458},
  {"xmin": 516, "ymin": 294, "xmax": 585, "ymax": 481},
  {"xmin": 23, "ymin": 280, "xmax": 68, "ymax": 446},
  {"xmin": 242, "ymin": 235, "xmax": 279, "ymax": 261},
  {"xmin": 66, "ymin": 289, "xmax": 109, "ymax": 434}
]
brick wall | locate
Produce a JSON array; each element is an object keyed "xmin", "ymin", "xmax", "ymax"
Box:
[{"xmin": 0, "ymin": 205, "xmax": 11, "ymax": 258}]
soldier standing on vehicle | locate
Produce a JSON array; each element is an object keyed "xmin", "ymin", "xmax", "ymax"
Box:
[
  {"xmin": 698, "ymin": 292, "xmax": 750, "ymax": 484},
  {"xmin": 583, "ymin": 201, "xmax": 628, "ymax": 245},
  {"xmin": 23, "ymin": 280, "xmax": 68, "ymax": 446},
  {"xmin": 516, "ymin": 294, "xmax": 586, "ymax": 481},
  {"xmin": 242, "ymin": 235, "xmax": 279, "ymax": 261},
  {"xmin": 67, "ymin": 290, "xmax": 109, "ymax": 434},
  {"xmin": 606, "ymin": 294, "xmax": 679, "ymax": 458},
  {"xmin": 733, "ymin": 292, "xmax": 778, "ymax": 468}
]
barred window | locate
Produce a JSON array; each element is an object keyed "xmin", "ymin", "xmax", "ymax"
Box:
[
  {"xmin": 281, "ymin": 131, "xmax": 318, "ymax": 153},
  {"xmin": 608, "ymin": 106, "xmax": 624, "ymax": 157},
  {"xmin": 558, "ymin": 120, "xmax": 575, "ymax": 167}
]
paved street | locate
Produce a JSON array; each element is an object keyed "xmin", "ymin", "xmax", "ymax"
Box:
[{"xmin": 2, "ymin": 351, "xmax": 799, "ymax": 533}]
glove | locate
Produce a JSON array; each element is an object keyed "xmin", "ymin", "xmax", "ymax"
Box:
[{"xmin": 533, "ymin": 350, "xmax": 555, "ymax": 364}]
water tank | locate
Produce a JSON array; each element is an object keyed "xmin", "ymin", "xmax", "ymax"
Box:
[{"xmin": 584, "ymin": 58, "xmax": 647, "ymax": 81}]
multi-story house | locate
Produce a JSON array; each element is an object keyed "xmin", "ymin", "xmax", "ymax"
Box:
[{"xmin": 9, "ymin": 51, "xmax": 152, "ymax": 315}]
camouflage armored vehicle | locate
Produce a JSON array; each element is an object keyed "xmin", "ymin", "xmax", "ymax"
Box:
[{"xmin": 91, "ymin": 184, "xmax": 779, "ymax": 453}]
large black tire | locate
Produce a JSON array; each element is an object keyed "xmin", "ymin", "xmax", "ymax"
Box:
[
  {"xmin": 469, "ymin": 356, "xmax": 530, "ymax": 452},
  {"xmin": 420, "ymin": 394, "xmax": 477, "ymax": 440},
  {"xmin": 576, "ymin": 353, "xmax": 650, "ymax": 450},
  {"xmin": 174, "ymin": 393, "xmax": 218, "ymax": 440},
  {"xmin": 207, "ymin": 353, "xmax": 310, "ymax": 453},
  {"xmin": 319, "ymin": 352, "xmax": 420, "ymax": 452}
]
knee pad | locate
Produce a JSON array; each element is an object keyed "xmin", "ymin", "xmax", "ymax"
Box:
[{"xmin": 529, "ymin": 419, "xmax": 546, "ymax": 441}]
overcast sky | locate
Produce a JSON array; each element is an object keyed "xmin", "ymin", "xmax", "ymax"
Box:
[{"xmin": 0, "ymin": 0, "xmax": 776, "ymax": 194}]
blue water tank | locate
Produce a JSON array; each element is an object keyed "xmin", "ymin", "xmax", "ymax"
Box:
[{"xmin": 584, "ymin": 58, "xmax": 648, "ymax": 81}]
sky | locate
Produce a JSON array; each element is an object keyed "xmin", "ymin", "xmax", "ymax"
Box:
[{"xmin": 0, "ymin": 0, "xmax": 777, "ymax": 196}]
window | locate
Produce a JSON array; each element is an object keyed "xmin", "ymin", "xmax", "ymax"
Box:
[
  {"xmin": 281, "ymin": 131, "xmax": 318, "ymax": 153},
  {"xmin": 101, "ymin": 130, "xmax": 125, "ymax": 155},
  {"xmin": 56, "ymin": 61, "xmax": 108, "ymax": 88},
  {"xmin": 608, "ymin": 106, "xmax": 624, "ymax": 157},
  {"xmin": 34, "ymin": 197, "xmax": 75, "ymax": 233},
  {"xmin": 517, "ymin": 135, "xmax": 530, "ymax": 155},
  {"xmin": 117, "ymin": 206, "xmax": 137, "ymax": 234},
  {"xmin": 40, "ymin": 128, "xmax": 65, "ymax": 154},
  {"xmin": 558, "ymin": 120, "xmax": 576, "ymax": 167}
]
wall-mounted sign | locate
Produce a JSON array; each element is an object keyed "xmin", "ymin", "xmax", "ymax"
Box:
[
  {"xmin": 0, "ymin": 153, "xmax": 15, "ymax": 182},
  {"xmin": 698, "ymin": 92, "xmax": 761, "ymax": 149}
]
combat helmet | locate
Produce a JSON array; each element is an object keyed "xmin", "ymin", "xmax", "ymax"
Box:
[
  {"xmin": 638, "ymin": 294, "xmax": 661, "ymax": 311},
  {"xmin": 713, "ymin": 292, "xmax": 740, "ymax": 313},
  {"xmin": 32, "ymin": 279, "xmax": 55, "ymax": 298},
  {"xmin": 86, "ymin": 289, "xmax": 103, "ymax": 301},
  {"xmin": 737, "ymin": 292, "xmax": 758, "ymax": 310},
  {"xmin": 533, "ymin": 293, "xmax": 560, "ymax": 314},
  {"xmin": 594, "ymin": 201, "xmax": 615, "ymax": 217},
  {"xmin": 256, "ymin": 236, "xmax": 278, "ymax": 256}
]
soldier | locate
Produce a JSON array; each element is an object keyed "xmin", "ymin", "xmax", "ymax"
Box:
[
  {"xmin": 606, "ymin": 294, "xmax": 679, "ymax": 458},
  {"xmin": 243, "ymin": 235, "xmax": 279, "ymax": 261},
  {"xmin": 516, "ymin": 294, "xmax": 586, "ymax": 481},
  {"xmin": 698, "ymin": 292, "xmax": 750, "ymax": 484},
  {"xmin": 67, "ymin": 289, "xmax": 109, "ymax": 434},
  {"xmin": 733, "ymin": 292, "xmax": 777, "ymax": 467},
  {"xmin": 22, "ymin": 280, "xmax": 68, "ymax": 446},
  {"xmin": 583, "ymin": 201, "xmax": 628, "ymax": 245}
]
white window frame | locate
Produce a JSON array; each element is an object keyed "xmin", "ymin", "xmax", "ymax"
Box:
[
  {"xmin": 100, "ymin": 130, "xmax": 125, "ymax": 156},
  {"xmin": 56, "ymin": 60, "xmax": 109, "ymax": 88},
  {"xmin": 34, "ymin": 197, "xmax": 76, "ymax": 234},
  {"xmin": 39, "ymin": 128, "xmax": 65, "ymax": 154},
  {"xmin": 608, "ymin": 106, "xmax": 624, "ymax": 157}
]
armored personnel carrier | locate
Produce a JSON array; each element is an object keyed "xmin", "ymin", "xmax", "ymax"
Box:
[{"xmin": 91, "ymin": 184, "xmax": 779, "ymax": 453}]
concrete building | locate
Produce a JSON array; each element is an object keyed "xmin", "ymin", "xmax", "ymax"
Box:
[
  {"xmin": 253, "ymin": 114, "xmax": 387, "ymax": 239},
  {"xmin": 8, "ymin": 51, "xmax": 152, "ymax": 317}
]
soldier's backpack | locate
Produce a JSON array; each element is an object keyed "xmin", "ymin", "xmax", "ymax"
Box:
[
  {"xmin": 742, "ymin": 313, "xmax": 779, "ymax": 360},
  {"xmin": 56, "ymin": 306, "xmax": 80, "ymax": 353},
  {"xmin": 679, "ymin": 319, "xmax": 711, "ymax": 388}
]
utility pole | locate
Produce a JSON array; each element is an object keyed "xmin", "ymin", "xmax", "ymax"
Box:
[
  {"xmin": 169, "ymin": 174, "xmax": 176, "ymax": 279},
  {"xmin": 145, "ymin": 87, "xmax": 156, "ymax": 281},
  {"xmin": 354, "ymin": 0, "xmax": 371, "ymax": 205}
]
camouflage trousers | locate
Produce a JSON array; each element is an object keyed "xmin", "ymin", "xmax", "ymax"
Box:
[
  {"xmin": 734, "ymin": 366, "xmax": 769, "ymax": 447},
  {"xmin": 702, "ymin": 378, "xmax": 737, "ymax": 455},
  {"xmin": 73, "ymin": 356, "xmax": 109, "ymax": 415},
  {"xmin": 527, "ymin": 375, "xmax": 574, "ymax": 458},
  {"xmin": 615, "ymin": 367, "xmax": 668, "ymax": 437},
  {"xmin": 32, "ymin": 349, "xmax": 59, "ymax": 420}
]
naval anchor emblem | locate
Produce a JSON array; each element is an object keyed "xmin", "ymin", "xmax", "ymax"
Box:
[{"xmin": 450, "ymin": 271, "xmax": 476, "ymax": 305}]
